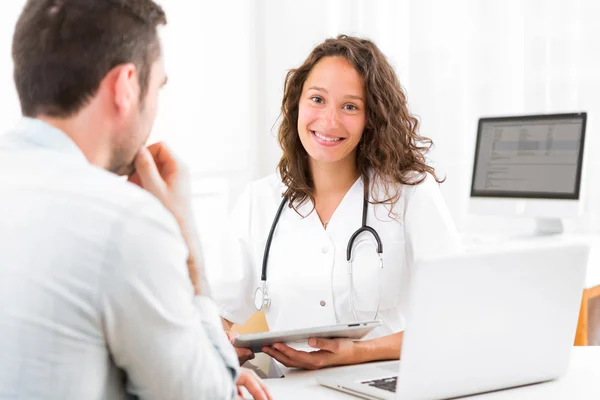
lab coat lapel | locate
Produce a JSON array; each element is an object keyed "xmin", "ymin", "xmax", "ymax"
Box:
[
  {"xmin": 266, "ymin": 196, "xmax": 334, "ymax": 330},
  {"xmin": 324, "ymin": 176, "xmax": 364, "ymax": 240}
]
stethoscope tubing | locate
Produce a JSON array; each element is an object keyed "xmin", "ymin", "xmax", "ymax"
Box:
[{"xmin": 256, "ymin": 181, "xmax": 384, "ymax": 314}]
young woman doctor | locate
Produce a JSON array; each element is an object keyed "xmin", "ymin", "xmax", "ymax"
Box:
[{"xmin": 212, "ymin": 35, "xmax": 462, "ymax": 370}]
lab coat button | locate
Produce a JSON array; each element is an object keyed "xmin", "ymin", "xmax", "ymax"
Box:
[
  {"xmin": 320, "ymin": 300, "xmax": 326, "ymax": 307},
  {"xmin": 321, "ymin": 246, "xmax": 329, "ymax": 254}
]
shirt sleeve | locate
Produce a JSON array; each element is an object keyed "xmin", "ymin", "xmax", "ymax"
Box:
[
  {"xmin": 404, "ymin": 173, "xmax": 464, "ymax": 265},
  {"xmin": 100, "ymin": 200, "xmax": 239, "ymax": 400},
  {"xmin": 208, "ymin": 184, "xmax": 259, "ymax": 326}
]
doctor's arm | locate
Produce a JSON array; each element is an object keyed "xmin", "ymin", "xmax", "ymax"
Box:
[
  {"xmin": 262, "ymin": 332, "xmax": 403, "ymax": 369},
  {"xmin": 403, "ymin": 174, "xmax": 463, "ymax": 260}
]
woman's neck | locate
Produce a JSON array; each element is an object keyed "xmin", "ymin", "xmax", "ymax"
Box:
[{"xmin": 310, "ymin": 156, "xmax": 360, "ymax": 198}]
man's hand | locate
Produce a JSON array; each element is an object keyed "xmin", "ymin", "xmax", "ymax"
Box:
[
  {"xmin": 128, "ymin": 143, "xmax": 203, "ymax": 294},
  {"xmin": 128, "ymin": 143, "xmax": 192, "ymax": 222},
  {"xmin": 236, "ymin": 368, "xmax": 272, "ymax": 400},
  {"xmin": 226, "ymin": 331, "xmax": 256, "ymax": 365}
]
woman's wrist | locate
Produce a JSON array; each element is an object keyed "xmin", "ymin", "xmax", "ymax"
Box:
[
  {"xmin": 352, "ymin": 332, "xmax": 403, "ymax": 364},
  {"xmin": 352, "ymin": 339, "xmax": 377, "ymax": 364}
]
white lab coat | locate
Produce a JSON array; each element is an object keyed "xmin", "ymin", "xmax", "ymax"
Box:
[{"xmin": 210, "ymin": 172, "xmax": 462, "ymax": 339}]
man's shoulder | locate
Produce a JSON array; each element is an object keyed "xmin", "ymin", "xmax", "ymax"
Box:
[
  {"xmin": 4, "ymin": 155, "xmax": 176, "ymax": 233},
  {"xmin": 80, "ymin": 168, "xmax": 177, "ymax": 228},
  {"xmin": 71, "ymin": 170, "xmax": 186, "ymax": 268}
]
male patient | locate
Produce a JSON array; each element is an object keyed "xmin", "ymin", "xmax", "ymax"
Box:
[{"xmin": 0, "ymin": 1, "xmax": 269, "ymax": 399}]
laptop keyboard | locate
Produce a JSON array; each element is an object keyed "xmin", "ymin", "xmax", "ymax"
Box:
[{"xmin": 362, "ymin": 376, "xmax": 398, "ymax": 393}]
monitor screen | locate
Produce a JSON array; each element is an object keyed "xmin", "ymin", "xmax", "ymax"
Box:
[{"xmin": 471, "ymin": 113, "xmax": 586, "ymax": 200}]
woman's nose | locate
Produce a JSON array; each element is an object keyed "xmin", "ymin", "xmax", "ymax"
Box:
[{"xmin": 322, "ymin": 107, "xmax": 340, "ymax": 130}]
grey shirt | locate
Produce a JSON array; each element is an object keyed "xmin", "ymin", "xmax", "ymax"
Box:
[{"xmin": 0, "ymin": 118, "xmax": 239, "ymax": 399}]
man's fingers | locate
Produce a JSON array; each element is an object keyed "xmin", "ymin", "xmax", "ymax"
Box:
[
  {"xmin": 239, "ymin": 369, "xmax": 270, "ymax": 400},
  {"xmin": 246, "ymin": 368, "xmax": 272, "ymax": 400},
  {"xmin": 146, "ymin": 142, "xmax": 180, "ymax": 179},
  {"xmin": 146, "ymin": 141, "xmax": 171, "ymax": 159},
  {"xmin": 127, "ymin": 172, "xmax": 142, "ymax": 187},
  {"xmin": 257, "ymin": 374, "xmax": 273, "ymax": 400},
  {"xmin": 133, "ymin": 147, "xmax": 167, "ymax": 198}
]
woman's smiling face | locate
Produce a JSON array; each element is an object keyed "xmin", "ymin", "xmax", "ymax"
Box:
[{"xmin": 297, "ymin": 56, "xmax": 366, "ymax": 165}]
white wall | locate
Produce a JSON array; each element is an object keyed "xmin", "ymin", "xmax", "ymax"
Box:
[
  {"xmin": 155, "ymin": 0, "xmax": 412, "ymax": 203},
  {"xmin": 2, "ymin": 0, "xmax": 600, "ymax": 256},
  {"xmin": 0, "ymin": 2, "xmax": 26, "ymax": 135},
  {"xmin": 406, "ymin": 0, "xmax": 600, "ymax": 235},
  {"xmin": 156, "ymin": 0, "xmax": 414, "ymax": 267}
]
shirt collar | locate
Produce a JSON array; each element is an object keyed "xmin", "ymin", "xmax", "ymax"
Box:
[{"xmin": 10, "ymin": 117, "xmax": 89, "ymax": 164}]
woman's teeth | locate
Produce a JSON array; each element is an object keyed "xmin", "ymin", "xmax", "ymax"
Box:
[{"xmin": 313, "ymin": 131, "xmax": 342, "ymax": 142}]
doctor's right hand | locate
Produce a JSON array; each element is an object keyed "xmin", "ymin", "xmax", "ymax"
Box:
[{"xmin": 226, "ymin": 331, "xmax": 256, "ymax": 365}]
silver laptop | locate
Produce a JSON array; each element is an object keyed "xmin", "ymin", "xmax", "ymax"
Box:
[{"xmin": 318, "ymin": 242, "xmax": 589, "ymax": 399}]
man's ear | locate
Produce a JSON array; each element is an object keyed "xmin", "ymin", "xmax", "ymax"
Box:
[{"xmin": 112, "ymin": 63, "xmax": 139, "ymax": 115}]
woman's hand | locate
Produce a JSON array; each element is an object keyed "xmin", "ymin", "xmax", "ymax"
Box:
[
  {"xmin": 262, "ymin": 337, "xmax": 360, "ymax": 370},
  {"xmin": 226, "ymin": 331, "xmax": 255, "ymax": 365}
]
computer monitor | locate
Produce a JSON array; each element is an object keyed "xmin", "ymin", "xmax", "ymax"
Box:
[{"xmin": 469, "ymin": 112, "xmax": 587, "ymax": 235}]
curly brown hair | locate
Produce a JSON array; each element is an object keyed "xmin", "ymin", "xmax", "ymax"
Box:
[{"xmin": 277, "ymin": 34, "xmax": 443, "ymax": 214}]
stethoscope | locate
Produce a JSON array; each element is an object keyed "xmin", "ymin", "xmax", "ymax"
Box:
[{"xmin": 254, "ymin": 186, "xmax": 384, "ymax": 321}]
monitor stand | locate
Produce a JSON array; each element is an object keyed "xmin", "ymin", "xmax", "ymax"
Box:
[{"xmin": 535, "ymin": 218, "xmax": 564, "ymax": 235}]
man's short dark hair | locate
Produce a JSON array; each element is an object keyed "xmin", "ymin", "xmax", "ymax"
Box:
[{"xmin": 12, "ymin": 0, "xmax": 167, "ymax": 118}]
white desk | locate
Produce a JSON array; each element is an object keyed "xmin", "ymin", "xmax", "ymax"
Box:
[{"xmin": 262, "ymin": 347, "xmax": 600, "ymax": 399}]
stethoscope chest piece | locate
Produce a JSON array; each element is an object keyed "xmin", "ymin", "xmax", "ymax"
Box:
[{"xmin": 254, "ymin": 281, "xmax": 270, "ymax": 311}]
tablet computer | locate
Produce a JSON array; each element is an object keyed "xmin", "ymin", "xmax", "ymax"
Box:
[{"xmin": 232, "ymin": 320, "xmax": 382, "ymax": 353}]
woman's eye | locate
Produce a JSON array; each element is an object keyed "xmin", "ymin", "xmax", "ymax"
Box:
[
  {"xmin": 311, "ymin": 96, "xmax": 323, "ymax": 104},
  {"xmin": 344, "ymin": 104, "xmax": 358, "ymax": 111}
]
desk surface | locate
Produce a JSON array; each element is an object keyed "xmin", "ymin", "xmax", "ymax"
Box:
[{"xmin": 263, "ymin": 347, "xmax": 600, "ymax": 399}]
